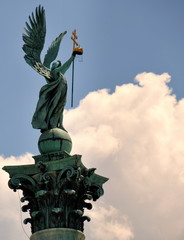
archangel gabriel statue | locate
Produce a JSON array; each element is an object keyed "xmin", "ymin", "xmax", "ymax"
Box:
[
  {"xmin": 23, "ymin": 5, "xmax": 83, "ymax": 133},
  {"xmin": 2, "ymin": 7, "xmax": 108, "ymax": 236}
]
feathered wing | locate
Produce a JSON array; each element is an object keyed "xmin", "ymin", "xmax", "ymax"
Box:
[
  {"xmin": 43, "ymin": 31, "xmax": 67, "ymax": 68},
  {"xmin": 22, "ymin": 5, "xmax": 51, "ymax": 79}
]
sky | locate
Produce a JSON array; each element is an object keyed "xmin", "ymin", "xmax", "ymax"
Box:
[{"xmin": 1, "ymin": 1, "xmax": 184, "ymax": 240}]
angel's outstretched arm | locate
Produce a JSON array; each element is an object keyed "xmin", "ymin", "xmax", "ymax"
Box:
[{"xmin": 58, "ymin": 54, "xmax": 75, "ymax": 75}]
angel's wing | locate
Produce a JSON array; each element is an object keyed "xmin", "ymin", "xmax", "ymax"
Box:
[
  {"xmin": 43, "ymin": 31, "xmax": 67, "ymax": 68},
  {"xmin": 22, "ymin": 5, "xmax": 51, "ymax": 79}
]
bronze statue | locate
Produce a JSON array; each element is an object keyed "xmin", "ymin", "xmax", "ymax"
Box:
[
  {"xmin": 22, "ymin": 5, "xmax": 82, "ymax": 132},
  {"xmin": 2, "ymin": 7, "xmax": 108, "ymax": 236}
]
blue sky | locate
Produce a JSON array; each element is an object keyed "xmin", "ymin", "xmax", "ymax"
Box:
[{"xmin": 1, "ymin": 1, "xmax": 184, "ymax": 156}]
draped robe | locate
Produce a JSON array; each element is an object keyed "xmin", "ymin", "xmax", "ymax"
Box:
[{"xmin": 32, "ymin": 55, "xmax": 74, "ymax": 131}]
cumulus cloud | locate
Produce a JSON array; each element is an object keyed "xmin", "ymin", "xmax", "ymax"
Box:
[
  {"xmin": 64, "ymin": 72, "xmax": 184, "ymax": 240},
  {"xmin": 2, "ymin": 72, "xmax": 184, "ymax": 240},
  {"xmin": 0, "ymin": 154, "xmax": 33, "ymax": 240},
  {"xmin": 85, "ymin": 202, "xmax": 134, "ymax": 240}
]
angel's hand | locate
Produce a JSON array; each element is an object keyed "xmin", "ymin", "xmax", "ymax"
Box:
[{"xmin": 72, "ymin": 47, "xmax": 83, "ymax": 56}]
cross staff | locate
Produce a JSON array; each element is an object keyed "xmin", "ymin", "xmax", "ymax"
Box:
[
  {"xmin": 70, "ymin": 30, "xmax": 83, "ymax": 107},
  {"xmin": 71, "ymin": 30, "xmax": 77, "ymax": 108},
  {"xmin": 71, "ymin": 29, "xmax": 79, "ymax": 48}
]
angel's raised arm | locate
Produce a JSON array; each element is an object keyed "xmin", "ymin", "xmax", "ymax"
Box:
[{"xmin": 58, "ymin": 54, "xmax": 75, "ymax": 75}]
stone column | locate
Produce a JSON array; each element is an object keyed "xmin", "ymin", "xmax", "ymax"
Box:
[
  {"xmin": 30, "ymin": 228, "xmax": 85, "ymax": 240},
  {"xmin": 3, "ymin": 152, "xmax": 108, "ymax": 239}
]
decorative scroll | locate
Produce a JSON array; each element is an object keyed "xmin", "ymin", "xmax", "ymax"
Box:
[{"xmin": 7, "ymin": 160, "xmax": 107, "ymax": 233}]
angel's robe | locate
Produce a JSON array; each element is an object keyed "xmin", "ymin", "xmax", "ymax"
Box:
[{"xmin": 31, "ymin": 55, "xmax": 74, "ymax": 131}]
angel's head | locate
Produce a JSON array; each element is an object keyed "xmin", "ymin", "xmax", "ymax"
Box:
[{"xmin": 51, "ymin": 60, "xmax": 62, "ymax": 70}]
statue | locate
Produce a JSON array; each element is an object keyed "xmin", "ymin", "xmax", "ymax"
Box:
[
  {"xmin": 2, "ymin": 6, "xmax": 108, "ymax": 238},
  {"xmin": 22, "ymin": 5, "xmax": 83, "ymax": 133}
]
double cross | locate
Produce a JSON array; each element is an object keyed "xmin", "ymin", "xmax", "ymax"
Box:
[{"xmin": 71, "ymin": 29, "xmax": 79, "ymax": 50}]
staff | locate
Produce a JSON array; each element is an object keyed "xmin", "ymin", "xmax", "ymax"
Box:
[{"xmin": 71, "ymin": 29, "xmax": 83, "ymax": 107}]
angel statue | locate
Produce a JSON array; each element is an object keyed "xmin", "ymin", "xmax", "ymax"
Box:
[{"xmin": 22, "ymin": 5, "xmax": 83, "ymax": 133}]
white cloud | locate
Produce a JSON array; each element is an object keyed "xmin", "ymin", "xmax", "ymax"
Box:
[
  {"xmin": 86, "ymin": 202, "xmax": 133, "ymax": 240},
  {"xmin": 0, "ymin": 154, "xmax": 32, "ymax": 240},
  {"xmin": 64, "ymin": 72, "xmax": 184, "ymax": 240},
  {"xmin": 2, "ymin": 72, "xmax": 184, "ymax": 240},
  {"xmin": 85, "ymin": 202, "xmax": 134, "ymax": 240}
]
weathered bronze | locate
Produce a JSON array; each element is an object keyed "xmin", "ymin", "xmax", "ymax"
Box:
[
  {"xmin": 22, "ymin": 5, "xmax": 82, "ymax": 132},
  {"xmin": 3, "ymin": 153, "xmax": 108, "ymax": 233},
  {"xmin": 3, "ymin": 5, "xmax": 108, "ymax": 239}
]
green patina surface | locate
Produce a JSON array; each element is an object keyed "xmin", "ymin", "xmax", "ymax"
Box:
[
  {"xmin": 3, "ymin": 154, "xmax": 108, "ymax": 186},
  {"xmin": 3, "ymin": 154, "xmax": 82, "ymax": 177},
  {"xmin": 22, "ymin": 5, "xmax": 81, "ymax": 133},
  {"xmin": 2, "ymin": 5, "xmax": 109, "ymax": 236},
  {"xmin": 38, "ymin": 128, "xmax": 72, "ymax": 155},
  {"xmin": 3, "ymin": 152, "xmax": 108, "ymax": 233}
]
